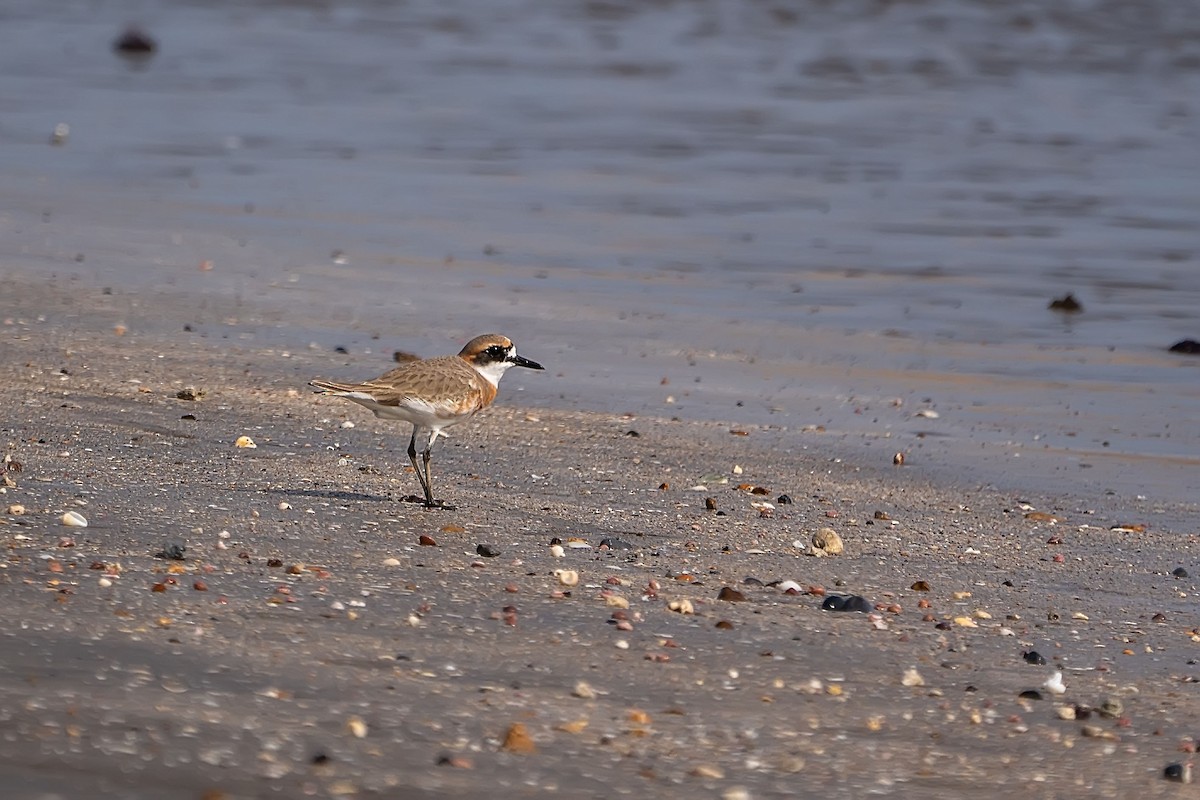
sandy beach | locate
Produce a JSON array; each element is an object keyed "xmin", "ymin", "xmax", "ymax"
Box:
[
  {"xmin": 2, "ymin": 276, "xmax": 1198, "ymax": 799},
  {"xmin": 3, "ymin": 0, "xmax": 1199, "ymax": 796}
]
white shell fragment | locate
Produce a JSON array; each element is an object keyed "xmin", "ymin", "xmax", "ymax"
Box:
[{"xmin": 61, "ymin": 511, "xmax": 88, "ymax": 528}]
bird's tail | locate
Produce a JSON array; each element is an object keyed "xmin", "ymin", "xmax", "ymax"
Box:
[{"xmin": 309, "ymin": 379, "xmax": 356, "ymax": 395}]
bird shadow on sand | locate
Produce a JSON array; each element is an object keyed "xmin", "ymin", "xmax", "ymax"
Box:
[{"xmin": 258, "ymin": 487, "xmax": 395, "ymax": 503}]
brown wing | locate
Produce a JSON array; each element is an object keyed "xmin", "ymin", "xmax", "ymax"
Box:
[{"xmin": 358, "ymin": 356, "xmax": 496, "ymax": 414}]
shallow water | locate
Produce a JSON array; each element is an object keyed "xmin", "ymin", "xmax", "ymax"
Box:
[{"xmin": 2, "ymin": 0, "xmax": 1198, "ymax": 508}]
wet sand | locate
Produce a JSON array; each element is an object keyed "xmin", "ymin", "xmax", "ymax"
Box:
[{"xmin": 2, "ymin": 278, "xmax": 1198, "ymax": 799}]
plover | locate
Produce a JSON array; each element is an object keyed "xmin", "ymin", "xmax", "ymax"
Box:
[{"xmin": 310, "ymin": 333, "xmax": 544, "ymax": 509}]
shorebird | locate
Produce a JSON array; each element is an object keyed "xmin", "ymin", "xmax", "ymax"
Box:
[{"xmin": 310, "ymin": 334, "xmax": 544, "ymax": 509}]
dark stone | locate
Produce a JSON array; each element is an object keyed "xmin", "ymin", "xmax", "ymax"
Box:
[
  {"xmin": 476, "ymin": 544, "xmax": 500, "ymax": 558},
  {"xmin": 1048, "ymin": 293, "xmax": 1083, "ymax": 312},
  {"xmin": 1173, "ymin": 566, "xmax": 1189, "ymax": 578},
  {"xmin": 1168, "ymin": 339, "xmax": 1200, "ymax": 354},
  {"xmin": 598, "ymin": 537, "xmax": 633, "ymax": 550},
  {"xmin": 1018, "ymin": 689, "xmax": 1043, "ymax": 700},
  {"xmin": 113, "ymin": 27, "xmax": 157, "ymax": 56},
  {"xmin": 821, "ymin": 594, "xmax": 872, "ymax": 613},
  {"xmin": 776, "ymin": 494, "xmax": 793, "ymax": 505},
  {"xmin": 155, "ymin": 543, "xmax": 186, "ymax": 560},
  {"xmin": 717, "ymin": 586, "xmax": 747, "ymax": 602},
  {"xmin": 1163, "ymin": 763, "xmax": 1190, "ymax": 783},
  {"xmin": 1023, "ymin": 650, "xmax": 1047, "ymax": 665}
]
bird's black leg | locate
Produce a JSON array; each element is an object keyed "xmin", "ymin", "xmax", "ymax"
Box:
[
  {"xmin": 421, "ymin": 447, "xmax": 455, "ymax": 510},
  {"xmin": 407, "ymin": 430, "xmax": 433, "ymax": 506}
]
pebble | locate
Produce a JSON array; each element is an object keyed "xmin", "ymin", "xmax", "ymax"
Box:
[
  {"xmin": 572, "ymin": 681, "xmax": 597, "ymax": 699},
  {"xmin": 811, "ymin": 528, "xmax": 844, "ymax": 557},
  {"xmin": 555, "ymin": 570, "xmax": 579, "ymax": 587},
  {"xmin": 1023, "ymin": 650, "xmax": 1048, "ymax": 665},
  {"xmin": 776, "ymin": 494, "xmax": 793, "ymax": 505},
  {"xmin": 156, "ymin": 543, "xmax": 186, "ymax": 560},
  {"xmin": 598, "ymin": 537, "xmax": 634, "ymax": 550},
  {"xmin": 901, "ymin": 668, "xmax": 924, "ymax": 687},
  {"xmin": 382, "ymin": 557, "xmax": 401, "ymax": 567},
  {"xmin": 418, "ymin": 535, "xmax": 438, "ymax": 547},
  {"xmin": 821, "ymin": 595, "xmax": 871, "ymax": 613},
  {"xmin": 1056, "ymin": 706, "xmax": 1076, "ymax": 720},
  {"xmin": 476, "ymin": 544, "xmax": 500, "ymax": 558},
  {"xmin": 717, "ymin": 587, "xmax": 747, "ymax": 602},
  {"xmin": 953, "ymin": 616, "xmax": 978, "ymax": 628},
  {"xmin": 1043, "ymin": 671, "xmax": 1067, "ymax": 695},
  {"xmin": 501, "ymin": 723, "xmax": 537, "ymax": 755},
  {"xmin": 1163, "ymin": 763, "xmax": 1193, "ymax": 783},
  {"xmin": 668, "ymin": 599, "xmax": 695, "ymax": 614},
  {"xmin": 778, "ymin": 580, "xmax": 802, "ymax": 593},
  {"xmin": 235, "ymin": 435, "xmax": 257, "ymax": 449},
  {"xmin": 691, "ymin": 764, "xmax": 724, "ymax": 780},
  {"xmin": 345, "ymin": 716, "xmax": 368, "ymax": 738},
  {"xmin": 7, "ymin": 504, "xmax": 25, "ymax": 515},
  {"xmin": 1098, "ymin": 697, "xmax": 1123, "ymax": 719},
  {"xmin": 1173, "ymin": 567, "xmax": 1190, "ymax": 578},
  {"xmin": 549, "ymin": 544, "xmax": 565, "ymax": 557},
  {"xmin": 61, "ymin": 511, "xmax": 88, "ymax": 528}
]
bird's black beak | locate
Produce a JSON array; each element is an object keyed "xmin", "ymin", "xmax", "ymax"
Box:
[{"xmin": 509, "ymin": 354, "xmax": 544, "ymax": 370}]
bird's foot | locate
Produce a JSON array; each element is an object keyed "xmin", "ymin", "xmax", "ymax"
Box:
[{"xmin": 422, "ymin": 499, "xmax": 456, "ymax": 511}]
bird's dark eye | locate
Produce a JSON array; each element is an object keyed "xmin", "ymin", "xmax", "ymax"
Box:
[{"xmin": 486, "ymin": 345, "xmax": 508, "ymax": 359}]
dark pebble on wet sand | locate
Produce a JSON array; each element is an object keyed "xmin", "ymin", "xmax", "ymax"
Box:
[
  {"xmin": 1173, "ymin": 567, "xmax": 1189, "ymax": 578},
  {"xmin": 156, "ymin": 543, "xmax": 186, "ymax": 560},
  {"xmin": 776, "ymin": 494, "xmax": 793, "ymax": 505},
  {"xmin": 1023, "ymin": 650, "xmax": 1047, "ymax": 665},
  {"xmin": 1048, "ymin": 293, "xmax": 1083, "ymax": 312},
  {"xmin": 821, "ymin": 595, "xmax": 872, "ymax": 613},
  {"xmin": 476, "ymin": 544, "xmax": 501, "ymax": 558},
  {"xmin": 1168, "ymin": 339, "xmax": 1200, "ymax": 355},
  {"xmin": 113, "ymin": 27, "xmax": 157, "ymax": 56},
  {"xmin": 717, "ymin": 587, "xmax": 747, "ymax": 602},
  {"xmin": 1019, "ymin": 689, "xmax": 1043, "ymax": 700}
]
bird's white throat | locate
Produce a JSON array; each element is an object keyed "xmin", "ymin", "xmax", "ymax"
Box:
[{"xmin": 471, "ymin": 359, "xmax": 514, "ymax": 387}]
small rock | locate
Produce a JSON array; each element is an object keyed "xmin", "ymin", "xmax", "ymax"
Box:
[
  {"xmin": 1168, "ymin": 339, "xmax": 1200, "ymax": 355},
  {"xmin": 1097, "ymin": 697, "xmax": 1123, "ymax": 719},
  {"xmin": 910, "ymin": 580, "xmax": 931, "ymax": 592},
  {"xmin": 418, "ymin": 535, "xmax": 438, "ymax": 547},
  {"xmin": 1043, "ymin": 671, "xmax": 1066, "ymax": 695},
  {"xmin": 61, "ymin": 511, "xmax": 88, "ymax": 528},
  {"xmin": 1056, "ymin": 706, "xmax": 1076, "ymax": 720},
  {"xmin": 1173, "ymin": 567, "xmax": 1190, "ymax": 578},
  {"xmin": 717, "ymin": 587, "xmax": 747, "ymax": 602},
  {"xmin": 1018, "ymin": 689, "xmax": 1043, "ymax": 700},
  {"xmin": 668, "ymin": 599, "xmax": 695, "ymax": 614},
  {"xmin": 1023, "ymin": 650, "xmax": 1048, "ymax": 665},
  {"xmin": 7, "ymin": 504, "xmax": 26, "ymax": 515},
  {"xmin": 572, "ymin": 681, "xmax": 597, "ymax": 700},
  {"xmin": 555, "ymin": 570, "xmax": 579, "ymax": 587},
  {"xmin": 476, "ymin": 544, "xmax": 500, "ymax": 558},
  {"xmin": 1048, "ymin": 293, "xmax": 1083, "ymax": 312},
  {"xmin": 500, "ymin": 723, "xmax": 536, "ymax": 755},
  {"xmin": 811, "ymin": 528, "xmax": 843, "ymax": 557},
  {"xmin": 235, "ymin": 435, "xmax": 257, "ymax": 449},
  {"xmin": 901, "ymin": 668, "xmax": 925, "ymax": 687},
  {"xmin": 821, "ymin": 595, "xmax": 871, "ymax": 613},
  {"xmin": 1163, "ymin": 763, "xmax": 1193, "ymax": 783},
  {"xmin": 156, "ymin": 543, "xmax": 186, "ymax": 560},
  {"xmin": 345, "ymin": 716, "xmax": 368, "ymax": 738},
  {"xmin": 776, "ymin": 494, "xmax": 793, "ymax": 505},
  {"xmin": 599, "ymin": 537, "xmax": 634, "ymax": 550},
  {"xmin": 113, "ymin": 26, "xmax": 158, "ymax": 56}
]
